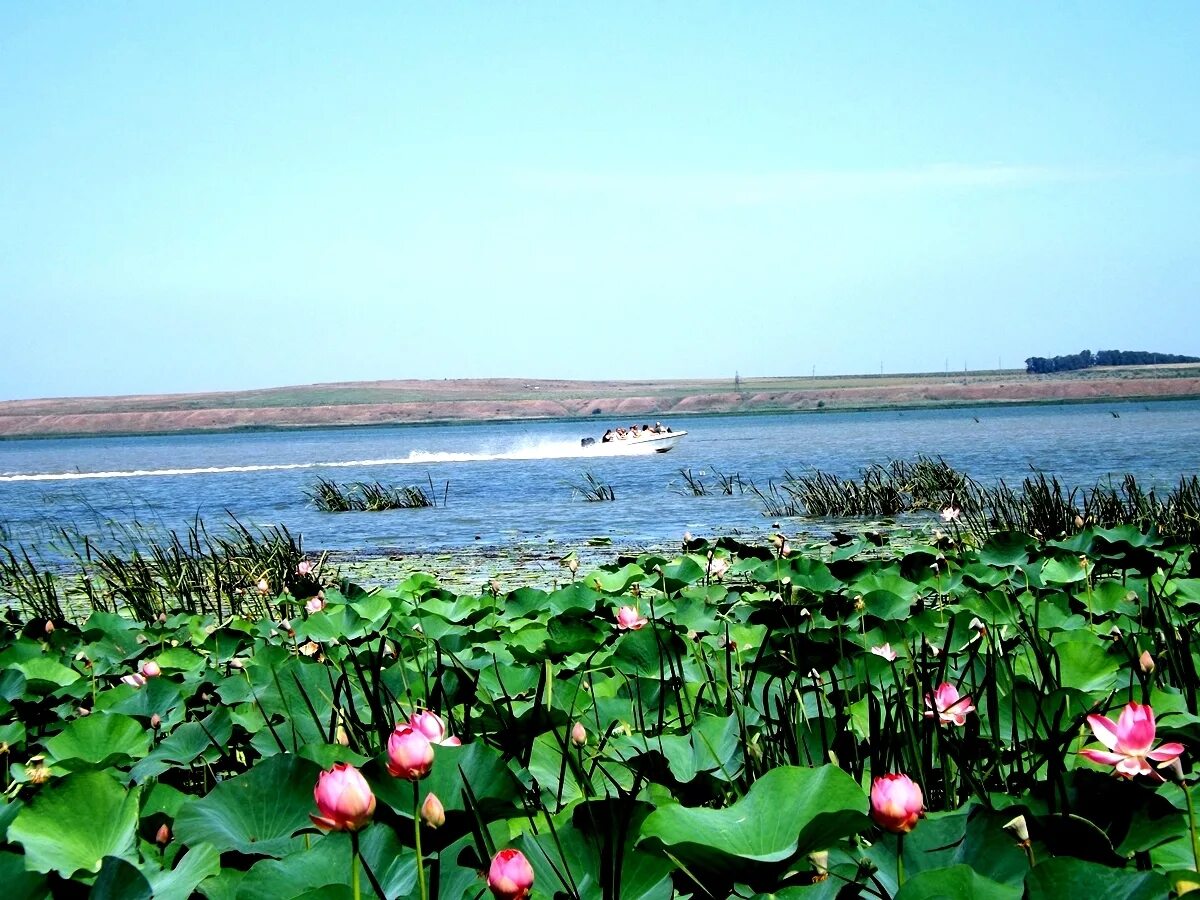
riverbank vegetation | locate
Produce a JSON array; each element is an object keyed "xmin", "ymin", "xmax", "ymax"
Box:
[{"xmin": 0, "ymin": 493, "xmax": 1199, "ymax": 896}]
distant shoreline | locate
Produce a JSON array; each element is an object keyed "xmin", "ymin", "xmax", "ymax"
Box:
[{"xmin": 2, "ymin": 366, "xmax": 1199, "ymax": 441}]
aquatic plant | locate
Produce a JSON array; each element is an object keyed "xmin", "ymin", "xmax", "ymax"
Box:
[{"xmin": 570, "ymin": 471, "xmax": 615, "ymax": 501}]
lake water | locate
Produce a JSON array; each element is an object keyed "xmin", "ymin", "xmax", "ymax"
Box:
[{"xmin": 2, "ymin": 400, "xmax": 1199, "ymax": 555}]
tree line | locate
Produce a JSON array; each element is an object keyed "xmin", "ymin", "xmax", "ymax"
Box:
[{"xmin": 1024, "ymin": 349, "xmax": 1200, "ymax": 374}]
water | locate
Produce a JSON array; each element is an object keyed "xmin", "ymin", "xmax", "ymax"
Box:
[{"xmin": 1, "ymin": 400, "xmax": 1198, "ymax": 554}]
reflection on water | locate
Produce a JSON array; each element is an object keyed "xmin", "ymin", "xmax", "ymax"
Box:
[{"xmin": 1, "ymin": 400, "xmax": 1198, "ymax": 552}]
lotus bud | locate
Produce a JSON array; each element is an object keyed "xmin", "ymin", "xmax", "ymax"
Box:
[
  {"xmin": 229, "ymin": 658, "xmax": 245, "ymax": 670},
  {"xmin": 567, "ymin": 557, "xmax": 578, "ymax": 574},
  {"xmin": 1140, "ymin": 650, "xmax": 1155, "ymax": 674},
  {"xmin": 140, "ymin": 660, "xmax": 161, "ymax": 678},
  {"xmin": 1003, "ymin": 814, "xmax": 1030, "ymax": 844},
  {"xmin": 157, "ymin": 612, "xmax": 168, "ymax": 624},
  {"xmin": 386, "ymin": 725, "xmax": 435, "ymax": 780},
  {"xmin": 869, "ymin": 773, "xmax": 924, "ymax": 833},
  {"xmin": 420, "ymin": 792, "xmax": 445, "ymax": 829},
  {"xmin": 489, "ymin": 579, "xmax": 502, "ymax": 596},
  {"xmin": 1074, "ymin": 514, "xmax": 1085, "ymax": 529},
  {"xmin": 335, "ymin": 725, "xmax": 350, "ymax": 746},
  {"xmin": 257, "ymin": 578, "xmax": 270, "ymax": 595},
  {"xmin": 44, "ymin": 620, "xmax": 55, "ymax": 635},
  {"xmin": 77, "ymin": 707, "xmax": 90, "ymax": 717},
  {"xmin": 150, "ymin": 713, "xmax": 161, "ymax": 730},
  {"xmin": 121, "ymin": 673, "xmax": 147, "ymax": 689},
  {"xmin": 155, "ymin": 823, "xmax": 171, "ymax": 845},
  {"xmin": 487, "ymin": 849, "xmax": 535, "ymax": 900},
  {"xmin": 571, "ymin": 722, "xmax": 587, "ymax": 748},
  {"xmin": 310, "ymin": 763, "xmax": 376, "ymax": 832}
]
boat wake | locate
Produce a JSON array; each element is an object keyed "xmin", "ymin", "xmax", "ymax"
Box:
[{"xmin": 0, "ymin": 438, "xmax": 662, "ymax": 482}]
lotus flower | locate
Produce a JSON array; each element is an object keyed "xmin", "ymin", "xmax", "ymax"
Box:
[
  {"xmin": 487, "ymin": 848, "xmax": 535, "ymax": 900},
  {"xmin": 924, "ymin": 682, "xmax": 975, "ymax": 726},
  {"xmin": 615, "ymin": 606, "xmax": 648, "ymax": 631},
  {"xmin": 297, "ymin": 560, "xmax": 314, "ymax": 576},
  {"xmin": 140, "ymin": 660, "xmax": 161, "ymax": 678},
  {"xmin": 870, "ymin": 773, "xmax": 924, "ymax": 833},
  {"xmin": 1080, "ymin": 702, "xmax": 1184, "ymax": 781},
  {"xmin": 870, "ymin": 644, "xmax": 898, "ymax": 662},
  {"xmin": 121, "ymin": 673, "xmax": 147, "ymax": 689},
  {"xmin": 707, "ymin": 556, "xmax": 730, "ymax": 580},
  {"xmin": 305, "ymin": 595, "xmax": 325, "ymax": 615},
  {"xmin": 410, "ymin": 710, "xmax": 461, "ymax": 746},
  {"xmin": 311, "ymin": 763, "xmax": 375, "ymax": 832},
  {"xmin": 940, "ymin": 506, "xmax": 961, "ymax": 522},
  {"xmin": 386, "ymin": 724, "xmax": 435, "ymax": 780},
  {"xmin": 571, "ymin": 721, "xmax": 587, "ymax": 747}
]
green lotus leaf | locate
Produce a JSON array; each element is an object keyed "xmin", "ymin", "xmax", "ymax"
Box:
[
  {"xmin": 895, "ymin": 864, "xmax": 1021, "ymax": 900},
  {"xmin": 237, "ymin": 824, "xmax": 415, "ymax": 900},
  {"xmin": 173, "ymin": 753, "xmax": 319, "ymax": 858},
  {"xmin": 591, "ymin": 563, "xmax": 647, "ymax": 593},
  {"xmin": 0, "ymin": 849, "xmax": 48, "ymax": 900},
  {"xmin": 91, "ymin": 855, "xmax": 153, "ymax": 900},
  {"xmin": 977, "ymin": 533, "xmax": 1032, "ymax": 567},
  {"xmin": 129, "ymin": 706, "xmax": 233, "ymax": 783},
  {"xmin": 44, "ymin": 712, "xmax": 151, "ymax": 772},
  {"xmin": 8, "ymin": 771, "xmax": 140, "ymax": 877},
  {"xmin": 1051, "ymin": 632, "xmax": 1119, "ymax": 693},
  {"xmin": 13, "ymin": 657, "xmax": 80, "ymax": 692},
  {"xmin": 145, "ymin": 843, "xmax": 222, "ymax": 900},
  {"xmin": 638, "ymin": 765, "xmax": 868, "ymax": 869},
  {"xmin": 1040, "ymin": 556, "xmax": 1088, "ymax": 585},
  {"xmin": 1024, "ymin": 857, "xmax": 1169, "ymax": 900}
]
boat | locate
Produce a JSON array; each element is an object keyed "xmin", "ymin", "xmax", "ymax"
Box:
[{"xmin": 581, "ymin": 428, "xmax": 687, "ymax": 454}]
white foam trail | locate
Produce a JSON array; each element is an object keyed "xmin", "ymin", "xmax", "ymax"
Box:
[{"xmin": 0, "ymin": 437, "xmax": 662, "ymax": 482}]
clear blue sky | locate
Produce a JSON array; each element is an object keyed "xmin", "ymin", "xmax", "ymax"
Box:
[{"xmin": 2, "ymin": 3, "xmax": 1197, "ymax": 400}]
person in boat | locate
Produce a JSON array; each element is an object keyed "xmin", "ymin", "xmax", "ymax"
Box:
[
  {"xmin": 601, "ymin": 429, "xmax": 614, "ymax": 443},
  {"xmin": 629, "ymin": 425, "xmax": 640, "ymax": 438}
]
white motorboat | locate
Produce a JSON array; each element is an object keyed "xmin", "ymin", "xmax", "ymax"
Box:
[{"xmin": 582, "ymin": 429, "xmax": 687, "ymax": 454}]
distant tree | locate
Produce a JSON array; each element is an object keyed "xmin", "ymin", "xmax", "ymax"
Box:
[{"xmin": 1026, "ymin": 349, "xmax": 1200, "ymax": 374}]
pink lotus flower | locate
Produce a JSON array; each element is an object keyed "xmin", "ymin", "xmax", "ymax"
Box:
[
  {"xmin": 615, "ymin": 606, "xmax": 648, "ymax": 631},
  {"xmin": 571, "ymin": 721, "xmax": 587, "ymax": 747},
  {"xmin": 257, "ymin": 578, "xmax": 270, "ymax": 595},
  {"xmin": 707, "ymin": 557, "xmax": 730, "ymax": 580},
  {"xmin": 297, "ymin": 560, "xmax": 314, "ymax": 576},
  {"xmin": 870, "ymin": 773, "xmax": 924, "ymax": 833},
  {"xmin": 925, "ymin": 682, "xmax": 975, "ymax": 726},
  {"xmin": 386, "ymin": 724, "xmax": 435, "ymax": 780},
  {"xmin": 940, "ymin": 506, "xmax": 961, "ymax": 523},
  {"xmin": 305, "ymin": 595, "xmax": 325, "ymax": 615},
  {"xmin": 311, "ymin": 762, "xmax": 376, "ymax": 832},
  {"xmin": 410, "ymin": 710, "xmax": 462, "ymax": 746},
  {"xmin": 1080, "ymin": 702, "xmax": 1184, "ymax": 781},
  {"xmin": 487, "ymin": 848, "xmax": 535, "ymax": 900},
  {"xmin": 140, "ymin": 660, "xmax": 161, "ymax": 678},
  {"xmin": 870, "ymin": 644, "xmax": 898, "ymax": 662}
]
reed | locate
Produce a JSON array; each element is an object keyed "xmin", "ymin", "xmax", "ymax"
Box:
[
  {"xmin": 305, "ymin": 476, "xmax": 442, "ymax": 511},
  {"xmin": 571, "ymin": 471, "xmax": 616, "ymax": 501}
]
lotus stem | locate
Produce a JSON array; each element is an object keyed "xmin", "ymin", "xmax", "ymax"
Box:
[
  {"xmin": 413, "ymin": 780, "xmax": 427, "ymax": 900},
  {"xmin": 350, "ymin": 829, "xmax": 361, "ymax": 900}
]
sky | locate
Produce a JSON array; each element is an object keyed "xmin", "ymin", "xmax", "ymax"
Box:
[{"xmin": 1, "ymin": 3, "xmax": 1198, "ymax": 400}]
